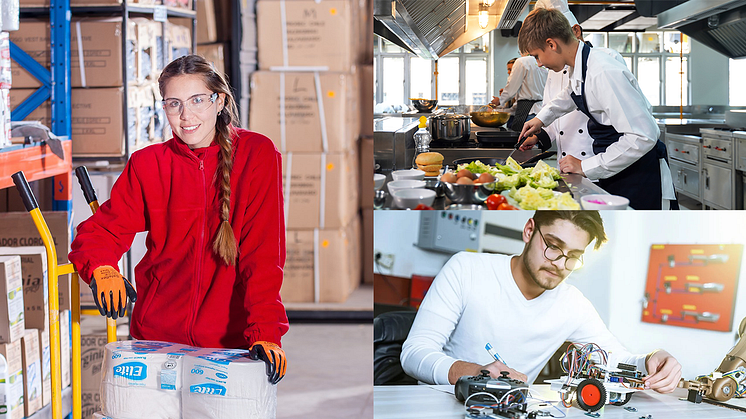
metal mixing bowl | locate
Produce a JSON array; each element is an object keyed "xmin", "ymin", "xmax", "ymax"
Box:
[
  {"xmin": 442, "ymin": 181, "xmax": 499, "ymax": 204},
  {"xmin": 410, "ymin": 99, "xmax": 438, "ymax": 113},
  {"xmin": 470, "ymin": 111, "xmax": 511, "ymax": 127}
]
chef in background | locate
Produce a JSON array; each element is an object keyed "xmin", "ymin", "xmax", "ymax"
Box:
[
  {"xmin": 490, "ymin": 51, "xmax": 547, "ymax": 132},
  {"xmin": 490, "ymin": 58, "xmax": 518, "ymax": 125}
]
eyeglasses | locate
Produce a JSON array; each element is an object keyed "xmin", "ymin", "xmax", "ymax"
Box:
[
  {"xmin": 535, "ymin": 226, "xmax": 584, "ymax": 270},
  {"xmin": 163, "ymin": 93, "xmax": 218, "ymax": 116}
]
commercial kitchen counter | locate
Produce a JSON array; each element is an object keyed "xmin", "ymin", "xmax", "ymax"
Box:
[{"xmin": 377, "ymin": 173, "xmax": 609, "ymax": 210}]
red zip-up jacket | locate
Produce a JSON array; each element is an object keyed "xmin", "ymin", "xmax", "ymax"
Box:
[{"xmin": 69, "ymin": 128, "xmax": 288, "ymax": 348}]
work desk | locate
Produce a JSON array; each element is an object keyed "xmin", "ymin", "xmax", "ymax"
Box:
[{"xmin": 374, "ymin": 384, "xmax": 746, "ymax": 419}]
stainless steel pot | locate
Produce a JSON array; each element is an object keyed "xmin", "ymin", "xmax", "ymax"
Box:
[{"xmin": 430, "ymin": 112, "xmax": 471, "ymax": 142}]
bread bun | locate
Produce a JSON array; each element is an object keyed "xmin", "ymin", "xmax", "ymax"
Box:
[
  {"xmin": 415, "ymin": 152, "xmax": 444, "ymax": 166},
  {"xmin": 417, "ymin": 164, "xmax": 442, "ymax": 173},
  {"xmin": 424, "ymin": 171, "xmax": 440, "ymax": 177}
]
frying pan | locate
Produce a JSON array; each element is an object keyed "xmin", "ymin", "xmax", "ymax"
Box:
[{"xmin": 451, "ymin": 151, "xmax": 557, "ymax": 169}]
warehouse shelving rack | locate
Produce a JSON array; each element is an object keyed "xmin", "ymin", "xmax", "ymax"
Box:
[{"xmin": 15, "ymin": 1, "xmax": 197, "ymax": 164}]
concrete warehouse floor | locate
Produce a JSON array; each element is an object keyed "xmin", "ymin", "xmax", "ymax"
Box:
[{"xmin": 277, "ymin": 323, "xmax": 373, "ymax": 418}]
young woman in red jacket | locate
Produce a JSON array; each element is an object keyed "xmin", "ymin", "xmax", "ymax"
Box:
[{"xmin": 69, "ymin": 55, "xmax": 288, "ymax": 384}]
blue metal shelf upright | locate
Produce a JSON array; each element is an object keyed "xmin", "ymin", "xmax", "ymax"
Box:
[{"xmin": 8, "ymin": 0, "xmax": 73, "ymax": 214}]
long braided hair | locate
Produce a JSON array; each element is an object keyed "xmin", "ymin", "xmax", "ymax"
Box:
[{"xmin": 158, "ymin": 55, "xmax": 240, "ymax": 265}]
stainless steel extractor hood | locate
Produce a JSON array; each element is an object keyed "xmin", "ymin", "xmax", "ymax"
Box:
[
  {"xmin": 374, "ymin": 0, "xmax": 530, "ymax": 60},
  {"xmin": 658, "ymin": 0, "xmax": 746, "ymax": 58}
]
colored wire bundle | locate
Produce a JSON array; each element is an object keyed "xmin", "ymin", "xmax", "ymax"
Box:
[{"xmin": 559, "ymin": 342, "xmax": 608, "ymax": 385}]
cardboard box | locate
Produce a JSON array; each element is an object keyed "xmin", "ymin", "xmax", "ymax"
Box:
[
  {"xmin": 10, "ymin": 87, "xmax": 127, "ymax": 157},
  {"xmin": 249, "ymin": 70, "xmax": 359, "ymax": 153},
  {"xmin": 21, "ymin": 329, "xmax": 42, "ymax": 417},
  {"xmin": 38, "ymin": 329, "xmax": 51, "ymax": 407},
  {"xmin": 0, "ymin": 256, "xmax": 25, "ymax": 344},
  {"xmin": 9, "ymin": 19, "xmax": 125, "ymax": 88},
  {"xmin": 0, "ymin": 212, "xmax": 72, "ymax": 311},
  {"xmin": 197, "ymin": 0, "xmax": 218, "ymax": 44},
  {"xmin": 0, "ymin": 248, "xmax": 48, "ymax": 332},
  {"xmin": 281, "ymin": 150, "xmax": 359, "ymax": 229},
  {"xmin": 81, "ymin": 390, "xmax": 101, "ymax": 419},
  {"xmin": 282, "ymin": 215, "xmax": 361, "ymax": 303},
  {"xmin": 360, "ymin": 64, "xmax": 373, "ymax": 137},
  {"xmin": 0, "ymin": 339, "xmax": 25, "ymax": 419},
  {"xmin": 197, "ymin": 43, "xmax": 226, "ymax": 77},
  {"xmin": 80, "ymin": 315, "xmax": 127, "ymax": 392},
  {"xmin": 359, "ymin": 136, "xmax": 373, "ymax": 209},
  {"xmin": 362, "ymin": 207, "xmax": 373, "ymax": 284},
  {"xmin": 167, "ymin": 22, "xmax": 193, "ymax": 63},
  {"xmin": 60, "ymin": 310, "xmax": 71, "ymax": 389},
  {"xmin": 257, "ymin": 0, "xmax": 359, "ymax": 71},
  {"xmin": 130, "ymin": 18, "xmax": 162, "ymax": 84}
]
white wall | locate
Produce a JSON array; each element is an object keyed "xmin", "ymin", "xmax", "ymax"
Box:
[
  {"xmin": 604, "ymin": 211, "xmax": 746, "ymax": 381},
  {"xmin": 373, "ymin": 211, "xmax": 453, "ymax": 278}
]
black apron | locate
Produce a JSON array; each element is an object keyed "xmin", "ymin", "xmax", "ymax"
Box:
[
  {"xmin": 510, "ymin": 99, "xmax": 540, "ymax": 132},
  {"xmin": 571, "ymin": 43, "xmax": 663, "ymax": 210}
]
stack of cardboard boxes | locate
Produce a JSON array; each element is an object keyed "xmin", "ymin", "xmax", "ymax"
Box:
[
  {"xmin": 0, "ymin": 31, "xmax": 10, "ymax": 148},
  {"xmin": 249, "ymin": 0, "xmax": 370, "ymax": 303},
  {"xmin": 195, "ymin": 0, "xmax": 227, "ymax": 76},
  {"xmin": 8, "ymin": 2, "xmax": 195, "ymax": 158}
]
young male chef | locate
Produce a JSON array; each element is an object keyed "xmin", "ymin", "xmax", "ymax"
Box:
[
  {"xmin": 518, "ymin": 7, "xmax": 674, "ymax": 210},
  {"xmin": 518, "ymin": 0, "xmax": 677, "ymax": 210}
]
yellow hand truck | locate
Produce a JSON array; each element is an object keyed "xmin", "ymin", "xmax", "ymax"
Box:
[{"xmin": 12, "ymin": 167, "xmax": 118, "ymax": 419}]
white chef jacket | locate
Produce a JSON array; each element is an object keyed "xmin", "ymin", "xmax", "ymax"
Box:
[
  {"xmin": 499, "ymin": 56, "xmax": 548, "ymax": 115},
  {"xmin": 544, "ymin": 47, "xmax": 626, "ymax": 162},
  {"xmin": 535, "ymin": 41, "xmax": 672, "ymax": 191}
]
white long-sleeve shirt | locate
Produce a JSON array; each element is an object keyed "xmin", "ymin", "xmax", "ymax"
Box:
[
  {"xmin": 535, "ymin": 41, "xmax": 660, "ymax": 181},
  {"xmin": 400, "ymin": 252, "xmax": 647, "ymax": 385},
  {"xmin": 499, "ymin": 56, "xmax": 548, "ymax": 115},
  {"xmin": 543, "ymin": 48, "xmax": 626, "ymax": 161}
]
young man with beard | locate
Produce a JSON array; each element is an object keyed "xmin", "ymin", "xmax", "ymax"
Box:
[{"xmin": 400, "ymin": 211, "xmax": 681, "ymax": 394}]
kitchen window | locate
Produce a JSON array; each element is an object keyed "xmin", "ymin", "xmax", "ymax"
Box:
[
  {"xmin": 588, "ymin": 31, "xmax": 690, "ymax": 107},
  {"xmin": 374, "ymin": 35, "xmax": 491, "ymax": 111}
]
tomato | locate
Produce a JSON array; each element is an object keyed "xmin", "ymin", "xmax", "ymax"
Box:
[
  {"xmin": 414, "ymin": 204, "xmax": 434, "ymax": 210},
  {"xmin": 497, "ymin": 203, "xmax": 518, "ymax": 210},
  {"xmin": 485, "ymin": 194, "xmax": 507, "ymax": 210}
]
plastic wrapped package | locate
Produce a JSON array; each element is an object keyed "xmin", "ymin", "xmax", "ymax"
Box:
[
  {"xmin": 101, "ymin": 341, "xmax": 277, "ymax": 419},
  {"xmin": 0, "ymin": 32, "xmax": 10, "ymax": 89},
  {"xmin": 181, "ymin": 348, "xmax": 276, "ymax": 419},
  {"xmin": 0, "ymin": 0, "xmax": 20, "ymax": 32},
  {"xmin": 101, "ymin": 341, "xmax": 188, "ymax": 419}
]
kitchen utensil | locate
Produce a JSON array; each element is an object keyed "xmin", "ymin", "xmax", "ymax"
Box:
[
  {"xmin": 374, "ymin": 190, "xmax": 388, "ymax": 209},
  {"xmin": 374, "ymin": 174, "xmax": 386, "ymax": 191},
  {"xmin": 441, "ymin": 180, "xmax": 499, "ymax": 205},
  {"xmin": 387, "ymin": 180, "xmax": 426, "ymax": 194},
  {"xmin": 475, "ymin": 131, "xmax": 519, "ymax": 147},
  {"xmin": 392, "ymin": 169, "xmax": 426, "ymax": 181},
  {"xmin": 580, "ymin": 194, "xmax": 629, "ymax": 210},
  {"xmin": 451, "ymin": 151, "xmax": 558, "ymax": 169},
  {"xmin": 505, "ymin": 136, "xmax": 528, "ymax": 161},
  {"xmin": 430, "ymin": 109, "xmax": 471, "ymax": 143},
  {"xmin": 410, "ymin": 98, "xmax": 438, "ymax": 113},
  {"xmin": 470, "ymin": 105, "xmax": 511, "ymax": 128},
  {"xmin": 392, "ymin": 188, "xmax": 436, "ymax": 209},
  {"xmin": 446, "ymin": 204, "xmax": 484, "ymax": 210},
  {"xmin": 423, "ymin": 178, "xmax": 444, "ymax": 198}
]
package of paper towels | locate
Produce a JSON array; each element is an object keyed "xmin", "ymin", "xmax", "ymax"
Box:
[
  {"xmin": 101, "ymin": 341, "xmax": 276, "ymax": 419},
  {"xmin": 101, "ymin": 341, "xmax": 189, "ymax": 419},
  {"xmin": 181, "ymin": 348, "xmax": 276, "ymax": 419}
]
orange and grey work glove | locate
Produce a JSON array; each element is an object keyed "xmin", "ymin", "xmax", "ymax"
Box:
[
  {"xmin": 249, "ymin": 341, "xmax": 287, "ymax": 384},
  {"xmin": 90, "ymin": 265, "xmax": 137, "ymax": 320}
]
